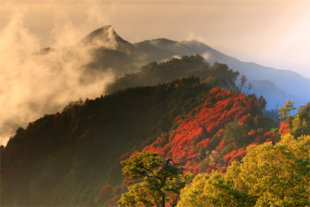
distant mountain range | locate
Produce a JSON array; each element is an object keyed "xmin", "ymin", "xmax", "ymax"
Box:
[{"xmin": 45, "ymin": 25, "xmax": 310, "ymax": 110}]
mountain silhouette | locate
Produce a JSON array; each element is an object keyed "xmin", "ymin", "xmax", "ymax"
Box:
[
  {"xmin": 81, "ymin": 25, "xmax": 133, "ymax": 51},
  {"xmin": 42, "ymin": 25, "xmax": 310, "ymax": 110}
]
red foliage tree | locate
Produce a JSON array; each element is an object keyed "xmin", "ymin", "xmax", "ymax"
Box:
[{"xmin": 124, "ymin": 88, "xmax": 272, "ymax": 175}]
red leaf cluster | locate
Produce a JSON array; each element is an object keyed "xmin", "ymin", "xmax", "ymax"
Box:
[
  {"xmin": 137, "ymin": 88, "xmax": 263, "ymax": 173},
  {"xmin": 126, "ymin": 88, "xmax": 275, "ymax": 176},
  {"xmin": 279, "ymin": 121, "xmax": 290, "ymax": 135}
]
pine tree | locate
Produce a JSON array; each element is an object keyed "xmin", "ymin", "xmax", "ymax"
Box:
[
  {"xmin": 279, "ymin": 100, "xmax": 296, "ymax": 120},
  {"xmin": 119, "ymin": 151, "xmax": 191, "ymax": 207}
]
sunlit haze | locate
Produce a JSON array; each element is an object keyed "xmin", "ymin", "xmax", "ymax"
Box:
[{"xmin": 1, "ymin": 0, "xmax": 310, "ymax": 77}]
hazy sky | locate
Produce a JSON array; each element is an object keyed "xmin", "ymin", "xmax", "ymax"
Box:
[{"xmin": 1, "ymin": 0, "xmax": 310, "ymax": 78}]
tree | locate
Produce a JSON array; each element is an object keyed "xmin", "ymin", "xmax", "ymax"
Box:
[
  {"xmin": 240, "ymin": 75, "xmax": 247, "ymax": 91},
  {"xmin": 258, "ymin": 96, "xmax": 266, "ymax": 109},
  {"xmin": 226, "ymin": 134, "xmax": 309, "ymax": 207},
  {"xmin": 118, "ymin": 151, "xmax": 190, "ymax": 207},
  {"xmin": 279, "ymin": 100, "xmax": 296, "ymax": 120},
  {"xmin": 178, "ymin": 134, "xmax": 310, "ymax": 206},
  {"xmin": 177, "ymin": 172, "xmax": 253, "ymax": 207},
  {"xmin": 290, "ymin": 102, "xmax": 310, "ymax": 137}
]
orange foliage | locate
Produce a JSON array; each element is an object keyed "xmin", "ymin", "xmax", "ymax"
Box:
[
  {"xmin": 279, "ymin": 121, "xmax": 290, "ymax": 135},
  {"xmin": 248, "ymin": 129, "xmax": 254, "ymax": 136},
  {"xmin": 216, "ymin": 140, "xmax": 226, "ymax": 151},
  {"xmin": 124, "ymin": 88, "xmax": 273, "ymax": 175}
]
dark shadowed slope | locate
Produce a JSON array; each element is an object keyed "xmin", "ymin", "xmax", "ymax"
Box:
[
  {"xmin": 2, "ymin": 78, "xmax": 214, "ymax": 206},
  {"xmin": 1, "ymin": 78, "xmax": 277, "ymax": 206}
]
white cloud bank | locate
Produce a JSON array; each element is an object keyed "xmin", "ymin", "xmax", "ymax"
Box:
[{"xmin": 0, "ymin": 6, "xmax": 115, "ymax": 146}]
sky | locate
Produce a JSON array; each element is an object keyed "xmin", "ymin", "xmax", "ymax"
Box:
[
  {"xmin": 1, "ymin": 0, "xmax": 310, "ymax": 77},
  {"xmin": 0, "ymin": 0, "xmax": 309, "ymax": 145}
]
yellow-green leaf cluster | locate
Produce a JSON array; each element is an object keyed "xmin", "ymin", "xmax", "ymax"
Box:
[{"xmin": 178, "ymin": 135, "xmax": 310, "ymax": 207}]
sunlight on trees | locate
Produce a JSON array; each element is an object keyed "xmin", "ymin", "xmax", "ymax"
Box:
[
  {"xmin": 118, "ymin": 151, "xmax": 192, "ymax": 207},
  {"xmin": 178, "ymin": 134, "xmax": 310, "ymax": 207}
]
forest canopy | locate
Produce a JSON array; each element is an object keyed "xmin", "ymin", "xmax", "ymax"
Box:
[
  {"xmin": 177, "ymin": 134, "xmax": 310, "ymax": 207},
  {"xmin": 177, "ymin": 105, "xmax": 310, "ymax": 207},
  {"xmin": 106, "ymin": 55, "xmax": 239, "ymax": 93}
]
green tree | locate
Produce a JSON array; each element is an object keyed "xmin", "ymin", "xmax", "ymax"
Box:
[
  {"xmin": 227, "ymin": 134, "xmax": 309, "ymax": 206},
  {"xmin": 223, "ymin": 120, "xmax": 249, "ymax": 145},
  {"xmin": 290, "ymin": 102, "xmax": 310, "ymax": 137},
  {"xmin": 118, "ymin": 151, "xmax": 190, "ymax": 207},
  {"xmin": 177, "ymin": 172, "xmax": 253, "ymax": 207},
  {"xmin": 279, "ymin": 100, "xmax": 296, "ymax": 120},
  {"xmin": 178, "ymin": 134, "xmax": 310, "ymax": 206}
]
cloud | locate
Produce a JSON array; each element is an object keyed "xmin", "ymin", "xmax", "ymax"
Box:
[
  {"xmin": 201, "ymin": 52, "xmax": 210, "ymax": 61},
  {"xmin": 186, "ymin": 31, "xmax": 208, "ymax": 44},
  {"xmin": 0, "ymin": 5, "xmax": 115, "ymax": 146},
  {"xmin": 159, "ymin": 55, "xmax": 181, "ymax": 63}
]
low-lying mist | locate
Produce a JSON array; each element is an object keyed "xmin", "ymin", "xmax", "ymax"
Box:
[{"xmin": 0, "ymin": 7, "xmax": 115, "ymax": 146}]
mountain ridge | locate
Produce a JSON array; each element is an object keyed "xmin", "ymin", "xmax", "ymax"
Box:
[{"xmin": 40, "ymin": 25, "xmax": 310, "ymax": 109}]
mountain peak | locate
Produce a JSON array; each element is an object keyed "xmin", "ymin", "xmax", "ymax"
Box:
[
  {"xmin": 88, "ymin": 25, "xmax": 115, "ymax": 38},
  {"xmin": 82, "ymin": 25, "xmax": 132, "ymax": 50}
]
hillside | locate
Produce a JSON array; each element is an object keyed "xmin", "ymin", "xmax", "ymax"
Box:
[
  {"xmin": 106, "ymin": 55, "xmax": 239, "ymax": 94},
  {"xmin": 176, "ymin": 103, "xmax": 310, "ymax": 207},
  {"xmin": 99, "ymin": 87, "xmax": 278, "ymax": 206},
  {"xmin": 116, "ymin": 98, "xmax": 309, "ymax": 207},
  {"xmin": 1, "ymin": 75, "xmax": 278, "ymax": 206},
  {"xmin": 1, "ymin": 77, "xmax": 219, "ymax": 206},
  {"xmin": 142, "ymin": 87, "xmax": 276, "ymax": 172}
]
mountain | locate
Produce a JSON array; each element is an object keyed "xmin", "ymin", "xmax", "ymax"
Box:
[
  {"xmin": 2, "ymin": 26, "xmax": 309, "ymax": 206},
  {"xmin": 134, "ymin": 39, "xmax": 310, "ymax": 98},
  {"xmin": 81, "ymin": 25, "xmax": 133, "ymax": 51},
  {"xmin": 1, "ymin": 76, "xmax": 277, "ymax": 206},
  {"xmin": 76, "ymin": 26, "xmax": 309, "ymax": 110},
  {"xmin": 39, "ymin": 26, "xmax": 309, "ymax": 110},
  {"xmin": 132, "ymin": 39, "xmax": 310, "ymax": 110},
  {"xmin": 249, "ymin": 80, "xmax": 300, "ymax": 109}
]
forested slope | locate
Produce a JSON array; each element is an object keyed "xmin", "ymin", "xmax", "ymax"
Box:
[{"xmin": 2, "ymin": 76, "xmax": 236, "ymax": 206}]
